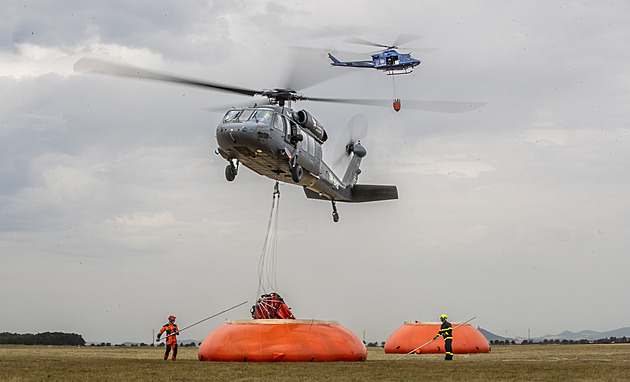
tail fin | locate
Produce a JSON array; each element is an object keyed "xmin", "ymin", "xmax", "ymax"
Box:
[
  {"xmin": 343, "ymin": 142, "xmax": 397, "ymax": 202},
  {"xmin": 328, "ymin": 53, "xmax": 341, "ymax": 65},
  {"xmin": 342, "ymin": 143, "xmax": 366, "ymax": 186}
]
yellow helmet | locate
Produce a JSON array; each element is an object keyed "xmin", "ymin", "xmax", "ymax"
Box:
[{"xmin": 440, "ymin": 314, "xmax": 448, "ymax": 320}]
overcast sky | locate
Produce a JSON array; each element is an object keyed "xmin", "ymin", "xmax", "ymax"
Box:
[{"xmin": 2, "ymin": 0, "xmax": 629, "ymax": 344}]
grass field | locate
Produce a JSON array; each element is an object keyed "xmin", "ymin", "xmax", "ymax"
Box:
[{"xmin": 1, "ymin": 344, "xmax": 629, "ymax": 381}]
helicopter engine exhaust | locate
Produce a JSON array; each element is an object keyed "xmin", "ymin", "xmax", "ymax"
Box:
[{"xmin": 293, "ymin": 110, "xmax": 328, "ymax": 142}]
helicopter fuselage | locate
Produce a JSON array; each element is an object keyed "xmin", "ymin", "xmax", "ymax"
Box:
[
  {"xmin": 371, "ymin": 49, "xmax": 420, "ymax": 72},
  {"xmin": 329, "ymin": 49, "xmax": 420, "ymax": 75},
  {"xmin": 215, "ymin": 105, "xmax": 352, "ymax": 202}
]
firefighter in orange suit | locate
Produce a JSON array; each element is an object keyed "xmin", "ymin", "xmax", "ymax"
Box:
[
  {"xmin": 157, "ymin": 315, "xmax": 179, "ymax": 360},
  {"xmin": 434, "ymin": 314, "xmax": 453, "ymax": 360}
]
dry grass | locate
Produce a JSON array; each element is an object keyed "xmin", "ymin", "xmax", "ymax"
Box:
[{"xmin": 1, "ymin": 344, "xmax": 629, "ymax": 381}]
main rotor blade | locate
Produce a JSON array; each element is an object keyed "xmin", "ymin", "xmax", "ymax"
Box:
[
  {"xmin": 305, "ymin": 96, "xmax": 485, "ymax": 113},
  {"xmin": 74, "ymin": 58, "xmax": 484, "ymax": 113},
  {"xmin": 343, "ymin": 36, "xmax": 391, "ymax": 49},
  {"xmin": 392, "ymin": 34, "xmax": 423, "ymax": 48},
  {"xmin": 73, "ymin": 58, "xmax": 260, "ymax": 97},
  {"xmin": 398, "ymin": 100, "xmax": 486, "ymax": 113},
  {"xmin": 283, "ymin": 47, "xmax": 351, "ymax": 91},
  {"xmin": 205, "ymin": 97, "xmax": 272, "ymax": 113},
  {"xmin": 345, "ymin": 35, "xmax": 423, "ymax": 50},
  {"xmin": 366, "ymin": 47, "xmax": 437, "ymax": 55}
]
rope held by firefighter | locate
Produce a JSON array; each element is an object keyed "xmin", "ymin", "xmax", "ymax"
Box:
[
  {"xmin": 157, "ymin": 301, "xmax": 248, "ymax": 341},
  {"xmin": 395, "ymin": 316, "xmax": 477, "ymax": 361}
]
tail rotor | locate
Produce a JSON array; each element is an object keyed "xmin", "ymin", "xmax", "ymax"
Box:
[{"xmin": 334, "ymin": 113, "xmax": 368, "ymax": 169}]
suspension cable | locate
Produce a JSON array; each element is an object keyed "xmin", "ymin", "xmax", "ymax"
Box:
[
  {"xmin": 257, "ymin": 181, "xmax": 281, "ymax": 296},
  {"xmin": 392, "ymin": 75, "xmax": 398, "ymax": 100}
]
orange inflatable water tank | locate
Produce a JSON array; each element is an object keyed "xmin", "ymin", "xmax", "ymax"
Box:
[
  {"xmin": 384, "ymin": 321, "xmax": 490, "ymax": 354},
  {"xmin": 198, "ymin": 319, "xmax": 367, "ymax": 362}
]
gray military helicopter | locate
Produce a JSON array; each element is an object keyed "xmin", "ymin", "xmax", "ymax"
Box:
[{"xmin": 74, "ymin": 58, "xmax": 482, "ymax": 222}]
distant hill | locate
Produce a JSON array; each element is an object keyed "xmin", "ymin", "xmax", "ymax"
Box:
[
  {"xmin": 476, "ymin": 327, "xmax": 506, "ymax": 342},
  {"xmin": 534, "ymin": 327, "xmax": 630, "ymax": 342},
  {"xmin": 479, "ymin": 326, "xmax": 630, "ymax": 342}
]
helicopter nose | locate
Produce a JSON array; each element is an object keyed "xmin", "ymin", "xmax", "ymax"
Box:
[
  {"xmin": 216, "ymin": 124, "xmax": 259, "ymax": 146},
  {"xmin": 217, "ymin": 126, "xmax": 241, "ymax": 145}
]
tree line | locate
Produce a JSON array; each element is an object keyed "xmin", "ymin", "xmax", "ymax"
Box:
[
  {"xmin": 491, "ymin": 336, "xmax": 629, "ymax": 345},
  {"xmin": 0, "ymin": 332, "xmax": 85, "ymax": 346},
  {"xmin": 90, "ymin": 342, "xmax": 199, "ymax": 347}
]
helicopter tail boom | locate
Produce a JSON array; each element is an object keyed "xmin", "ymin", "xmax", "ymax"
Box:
[
  {"xmin": 303, "ymin": 139, "xmax": 398, "ymax": 202},
  {"xmin": 328, "ymin": 53, "xmax": 375, "ymax": 68}
]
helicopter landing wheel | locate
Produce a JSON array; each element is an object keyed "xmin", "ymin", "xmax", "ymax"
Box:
[
  {"xmin": 331, "ymin": 200, "xmax": 339, "ymax": 223},
  {"xmin": 225, "ymin": 164, "xmax": 237, "ymax": 182},
  {"xmin": 291, "ymin": 165, "xmax": 303, "ymax": 183}
]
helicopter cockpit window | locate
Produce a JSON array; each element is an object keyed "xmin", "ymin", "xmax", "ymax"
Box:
[
  {"xmin": 237, "ymin": 109, "xmax": 254, "ymax": 122},
  {"xmin": 222, "ymin": 109, "xmax": 241, "ymax": 123},
  {"xmin": 251, "ymin": 110, "xmax": 273, "ymax": 125},
  {"xmin": 272, "ymin": 113, "xmax": 284, "ymax": 131}
]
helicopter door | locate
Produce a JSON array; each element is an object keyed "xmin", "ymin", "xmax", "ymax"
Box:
[
  {"xmin": 386, "ymin": 55, "xmax": 399, "ymax": 66},
  {"xmin": 273, "ymin": 113, "xmax": 285, "ymax": 133},
  {"xmin": 298, "ymin": 134, "xmax": 320, "ymax": 176}
]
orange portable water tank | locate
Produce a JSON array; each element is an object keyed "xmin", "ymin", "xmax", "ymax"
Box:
[
  {"xmin": 385, "ymin": 321, "xmax": 490, "ymax": 354},
  {"xmin": 198, "ymin": 319, "xmax": 367, "ymax": 362}
]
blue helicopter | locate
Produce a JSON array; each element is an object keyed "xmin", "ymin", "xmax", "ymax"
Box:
[{"xmin": 328, "ymin": 35, "xmax": 425, "ymax": 75}]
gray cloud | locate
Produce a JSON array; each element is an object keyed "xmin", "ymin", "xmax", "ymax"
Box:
[{"xmin": 2, "ymin": 0, "xmax": 629, "ymax": 344}]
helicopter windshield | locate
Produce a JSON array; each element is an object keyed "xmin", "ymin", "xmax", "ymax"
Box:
[
  {"xmin": 251, "ymin": 110, "xmax": 273, "ymax": 125},
  {"xmin": 222, "ymin": 109, "xmax": 256, "ymax": 123},
  {"xmin": 222, "ymin": 109, "xmax": 240, "ymax": 122},
  {"xmin": 239, "ymin": 109, "xmax": 254, "ymax": 121}
]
